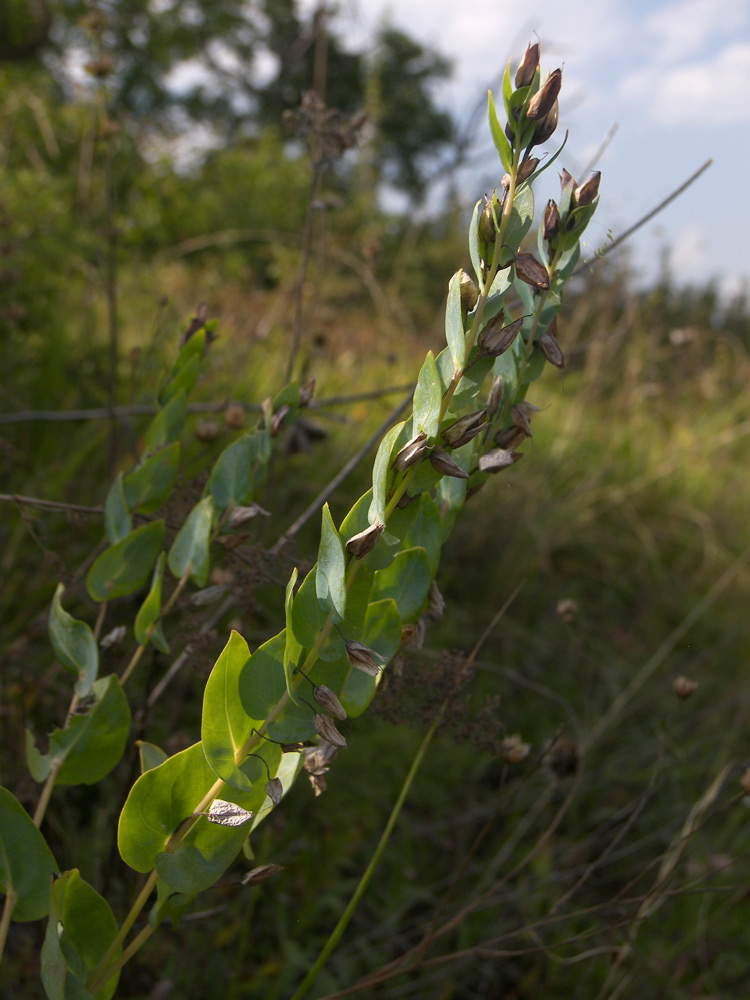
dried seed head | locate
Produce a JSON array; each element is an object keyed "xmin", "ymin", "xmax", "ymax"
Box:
[
  {"xmin": 511, "ymin": 403, "xmax": 534, "ymax": 437},
  {"xmin": 556, "ymin": 598, "xmax": 578, "ymax": 624},
  {"xmin": 494, "ymin": 425, "xmax": 527, "ymax": 450},
  {"xmin": 531, "ymin": 102, "xmax": 559, "ymax": 146},
  {"xmin": 487, "ymin": 376, "xmax": 504, "ymax": 414},
  {"xmin": 191, "ymin": 584, "xmax": 228, "ymax": 607},
  {"xmin": 207, "ymin": 800, "xmax": 254, "ymax": 827},
  {"xmin": 309, "ymin": 773, "xmax": 327, "ymax": 796},
  {"xmin": 299, "ymin": 377, "xmax": 316, "ymax": 407},
  {"xmin": 224, "ymin": 404, "xmax": 245, "ymax": 430},
  {"xmin": 543, "ymin": 200, "xmax": 561, "ymax": 244},
  {"xmin": 100, "ymin": 625, "xmax": 127, "ymax": 651},
  {"xmin": 574, "ymin": 171, "xmax": 601, "ymax": 207},
  {"xmin": 479, "ymin": 448, "xmax": 516, "ymax": 473},
  {"xmin": 442, "ymin": 409, "xmax": 488, "ymax": 449},
  {"xmin": 346, "ymin": 520, "xmax": 385, "ymax": 559},
  {"xmin": 526, "ymin": 68, "xmax": 562, "ymax": 120},
  {"xmin": 271, "ymin": 404, "xmax": 290, "ymax": 437},
  {"xmin": 545, "ymin": 737, "xmax": 579, "ymax": 779},
  {"xmin": 478, "ymin": 197, "xmax": 497, "ymax": 244},
  {"xmin": 514, "ymin": 253, "xmax": 550, "ymax": 290},
  {"xmin": 314, "ymin": 684, "xmax": 347, "ymax": 721},
  {"xmin": 195, "ymin": 419, "xmax": 220, "ymax": 443},
  {"xmin": 516, "ymin": 156, "xmax": 540, "ymax": 183},
  {"xmin": 242, "ymin": 864, "xmax": 284, "ymax": 885},
  {"xmin": 313, "ymin": 713, "xmax": 347, "ymax": 749},
  {"xmin": 427, "ymin": 580, "xmax": 446, "ymax": 620},
  {"xmin": 265, "ymin": 777, "xmax": 283, "ymax": 805},
  {"xmin": 673, "ymin": 675, "xmax": 699, "ymax": 700},
  {"xmin": 515, "ymin": 42, "xmax": 540, "ymax": 88},
  {"xmin": 459, "ymin": 268, "xmax": 479, "ymax": 312},
  {"xmin": 501, "ymin": 734, "xmax": 531, "ymax": 765},
  {"xmin": 392, "ymin": 432, "xmax": 428, "ymax": 471},
  {"xmin": 345, "ymin": 640, "xmax": 387, "ymax": 676},
  {"xmin": 303, "ymin": 740, "xmax": 339, "ymax": 775},
  {"xmin": 539, "ymin": 331, "xmax": 565, "ymax": 369},
  {"xmin": 479, "ymin": 315, "xmax": 523, "ymax": 357},
  {"xmin": 229, "ymin": 503, "xmax": 271, "ymax": 527},
  {"xmin": 429, "ymin": 446, "xmax": 469, "ymax": 480}
]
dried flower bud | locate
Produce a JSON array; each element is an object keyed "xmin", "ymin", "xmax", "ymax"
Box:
[
  {"xmin": 514, "ymin": 253, "xmax": 550, "ymax": 290},
  {"xmin": 346, "ymin": 520, "xmax": 385, "ymax": 559},
  {"xmin": 511, "ymin": 403, "xmax": 536, "ymax": 437},
  {"xmin": 494, "ymin": 425, "xmax": 527, "ymax": 450},
  {"xmin": 516, "ymin": 156, "xmax": 540, "ymax": 183},
  {"xmin": 526, "ymin": 69, "xmax": 562, "ymax": 120},
  {"xmin": 412, "ymin": 616, "xmax": 426, "ymax": 649},
  {"xmin": 229, "ymin": 503, "xmax": 271, "ymax": 527},
  {"xmin": 271, "ymin": 404, "xmax": 290, "ymax": 437},
  {"xmin": 560, "ymin": 168, "xmax": 577, "ymax": 197},
  {"xmin": 191, "ymin": 584, "xmax": 228, "ymax": 607},
  {"xmin": 427, "ymin": 580, "xmax": 445, "ymax": 620},
  {"xmin": 515, "ymin": 42, "xmax": 540, "ymax": 88},
  {"xmin": 574, "ymin": 171, "xmax": 601, "ymax": 207},
  {"xmin": 345, "ymin": 640, "xmax": 387, "ymax": 676},
  {"xmin": 313, "ymin": 713, "xmax": 347, "ymax": 749},
  {"xmin": 265, "ymin": 777, "xmax": 283, "ymax": 805},
  {"xmin": 487, "ymin": 376, "xmax": 504, "ymax": 414},
  {"xmin": 478, "ymin": 197, "xmax": 497, "ymax": 244},
  {"xmin": 392, "ymin": 432, "xmax": 427, "ymax": 471},
  {"xmin": 309, "ymin": 773, "xmax": 327, "ymax": 796},
  {"xmin": 242, "ymin": 864, "xmax": 284, "ymax": 885},
  {"xmin": 556, "ymin": 598, "xmax": 578, "ymax": 624},
  {"xmin": 299, "ymin": 377, "xmax": 316, "ymax": 407},
  {"xmin": 314, "ymin": 684, "xmax": 347, "ymax": 721},
  {"xmin": 501, "ymin": 734, "xmax": 531, "ymax": 765},
  {"xmin": 100, "ymin": 625, "xmax": 127, "ymax": 650},
  {"xmin": 531, "ymin": 102, "xmax": 559, "ymax": 146},
  {"xmin": 673, "ymin": 675, "xmax": 699, "ymax": 700},
  {"xmin": 195, "ymin": 419, "xmax": 220, "ymax": 443},
  {"xmin": 479, "ymin": 314, "xmax": 523, "ymax": 357},
  {"xmin": 207, "ymin": 800, "xmax": 254, "ymax": 827},
  {"xmin": 442, "ymin": 409, "xmax": 488, "ymax": 449},
  {"xmin": 224, "ymin": 404, "xmax": 245, "ymax": 430},
  {"xmin": 430, "ymin": 446, "xmax": 469, "ymax": 479},
  {"xmin": 478, "ymin": 448, "xmax": 516, "ymax": 473},
  {"xmin": 459, "ymin": 269, "xmax": 479, "ymax": 312},
  {"xmin": 539, "ymin": 331, "xmax": 565, "ymax": 369},
  {"xmin": 543, "ymin": 200, "xmax": 561, "ymax": 244},
  {"xmin": 303, "ymin": 740, "xmax": 338, "ymax": 775}
]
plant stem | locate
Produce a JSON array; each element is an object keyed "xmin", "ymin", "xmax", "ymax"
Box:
[
  {"xmin": 120, "ymin": 568, "xmax": 191, "ymax": 687},
  {"xmin": 288, "ymin": 712, "xmax": 442, "ymax": 1000},
  {"xmin": 0, "ymin": 890, "xmax": 17, "ymax": 968},
  {"xmin": 87, "ymin": 869, "xmax": 158, "ymax": 993}
]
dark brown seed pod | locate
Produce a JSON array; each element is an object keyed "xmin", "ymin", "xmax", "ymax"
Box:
[
  {"xmin": 543, "ymin": 200, "xmax": 561, "ymax": 244},
  {"xmin": 392, "ymin": 432, "xmax": 428, "ymax": 471},
  {"xmin": 511, "ymin": 403, "xmax": 534, "ymax": 437},
  {"xmin": 487, "ymin": 376, "xmax": 504, "ymax": 414},
  {"xmin": 265, "ymin": 777, "xmax": 283, "ymax": 805},
  {"xmin": 299, "ymin": 377, "xmax": 316, "ymax": 406},
  {"xmin": 478, "ymin": 197, "xmax": 497, "ymax": 244},
  {"xmin": 478, "ymin": 448, "xmax": 516, "ymax": 473},
  {"xmin": 479, "ymin": 315, "xmax": 523, "ymax": 357},
  {"xmin": 271, "ymin": 404, "xmax": 290, "ymax": 437},
  {"xmin": 313, "ymin": 684, "xmax": 347, "ymax": 721},
  {"xmin": 560, "ymin": 168, "xmax": 577, "ymax": 197},
  {"xmin": 515, "ymin": 42, "xmax": 540, "ymax": 88},
  {"xmin": 242, "ymin": 864, "xmax": 284, "ymax": 885},
  {"xmin": 229, "ymin": 503, "xmax": 271, "ymax": 527},
  {"xmin": 574, "ymin": 170, "xmax": 601, "ymax": 207},
  {"xmin": 531, "ymin": 102, "xmax": 559, "ymax": 146},
  {"xmin": 539, "ymin": 331, "xmax": 565, "ymax": 369},
  {"xmin": 345, "ymin": 640, "xmax": 387, "ymax": 676},
  {"xmin": 495, "ymin": 425, "xmax": 527, "ymax": 450},
  {"xmin": 442, "ymin": 409, "xmax": 488, "ymax": 448},
  {"xmin": 514, "ymin": 253, "xmax": 550, "ymax": 290},
  {"xmin": 429, "ymin": 446, "xmax": 470, "ymax": 480},
  {"xmin": 313, "ymin": 713, "xmax": 347, "ymax": 749},
  {"xmin": 345, "ymin": 521, "xmax": 384, "ymax": 558},
  {"xmin": 459, "ymin": 268, "xmax": 479, "ymax": 312},
  {"xmin": 526, "ymin": 68, "xmax": 562, "ymax": 120},
  {"xmin": 516, "ymin": 156, "xmax": 540, "ymax": 183}
]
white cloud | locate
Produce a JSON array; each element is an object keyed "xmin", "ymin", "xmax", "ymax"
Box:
[
  {"xmin": 620, "ymin": 42, "xmax": 750, "ymax": 124},
  {"xmin": 644, "ymin": 0, "xmax": 749, "ymax": 62}
]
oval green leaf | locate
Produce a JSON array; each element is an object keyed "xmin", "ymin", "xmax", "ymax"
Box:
[
  {"xmin": 87, "ymin": 520, "xmax": 165, "ymax": 602},
  {"xmin": 413, "ymin": 350, "xmax": 442, "ymax": 441},
  {"xmin": 371, "ymin": 546, "xmax": 433, "ymax": 623},
  {"xmin": 0, "ymin": 786, "xmax": 59, "ymax": 922},
  {"xmin": 168, "ymin": 496, "xmax": 214, "ymax": 587},
  {"xmin": 50, "ymin": 675, "xmax": 131, "ymax": 786},
  {"xmin": 123, "ymin": 441, "xmax": 180, "ymax": 514},
  {"xmin": 316, "ymin": 503, "xmax": 346, "ymax": 621},
  {"xmin": 49, "ymin": 583, "xmax": 98, "ymax": 698},
  {"xmin": 104, "ymin": 473, "xmax": 131, "ymax": 545},
  {"xmin": 144, "ymin": 390, "xmax": 187, "ymax": 453}
]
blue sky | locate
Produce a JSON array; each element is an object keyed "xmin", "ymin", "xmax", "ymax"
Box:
[{"xmin": 322, "ymin": 0, "xmax": 750, "ymax": 300}]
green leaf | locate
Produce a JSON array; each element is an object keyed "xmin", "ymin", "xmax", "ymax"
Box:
[
  {"xmin": 445, "ymin": 272, "xmax": 466, "ymax": 373},
  {"xmin": 41, "ymin": 869, "xmax": 120, "ymax": 1000},
  {"xmin": 468, "ymin": 200, "xmax": 483, "ymax": 291},
  {"xmin": 118, "ymin": 742, "xmax": 261, "ymax": 894},
  {"xmin": 0, "ymin": 787, "xmax": 59, "ymax": 922},
  {"xmin": 207, "ymin": 434, "xmax": 254, "ymax": 513},
  {"xmin": 144, "ymin": 390, "xmax": 187, "ymax": 454},
  {"xmin": 48, "ymin": 584, "xmax": 98, "ymax": 698},
  {"xmin": 123, "ymin": 441, "xmax": 180, "ymax": 514},
  {"xmin": 452, "ymin": 355, "xmax": 494, "ymax": 410},
  {"xmin": 134, "ymin": 552, "xmax": 169, "ymax": 654},
  {"xmin": 488, "ymin": 90, "xmax": 512, "ymax": 173},
  {"xmin": 168, "ymin": 496, "xmax": 214, "ymax": 587},
  {"xmin": 25, "ymin": 729, "xmax": 51, "ymax": 781},
  {"xmin": 137, "ymin": 740, "xmax": 168, "ymax": 773},
  {"xmin": 283, "ymin": 568, "xmax": 300, "ymax": 702},
  {"xmin": 413, "ymin": 351, "xmax": 442, "ymax": 441},
  {"xmin": 86, "ymin": 520, "xmax": 165, "ymax": 602},
  {"xmin": 494, "ymin": 335, "xmax": 521, "ymax": 404},
  {"xmin": 371, "ymin": 547, "xmax": 433, "ymax": 623},
  {"xmin": 248, "ymin": 751, "xmax": 304, "ymax": 834},
  {"xmin": 369, "ymin": 420, "xmax": 406, "ymax": 524},
  {"xmin": 436, "ymin": 473, "xmax": 468, "ymax": 541},
  {"xmin": 104, "ymin": 474, "xmax": 131, "ymax": 545},
  {"xmin": 502, "ymin": 183, "xmax": 535, "ymax": 255},
  {"xmin": 316, "ymin": 503, "xmax": 346, "ymax": 621},
  {"xmin": 501, "ymin": 59, "xmax": 513, "ymax": 110},
  {"xmin": 340, "ymin": 490, "xmax": 420, "ymax": 572},
  {"xmin": 50, "ymin": 675, "xmax": 131, "ymax": 786},
  {"xmin": 341, "ymin": 599, "xmax": 402, "ymax": 717},
  {"xmin": 403, "ymin": 495, "xmax": 442, "ymax": 574},
  {"xmin": 201, "ymin": 632, "xmax": 283, "ymax": 793},
  {"xmin": 290, "ymin": 567, "xmax": 328, "ymax": 647},
  {"xmin": 160, "ymin": 328, "xmax": 207, "ymax": 405}
]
